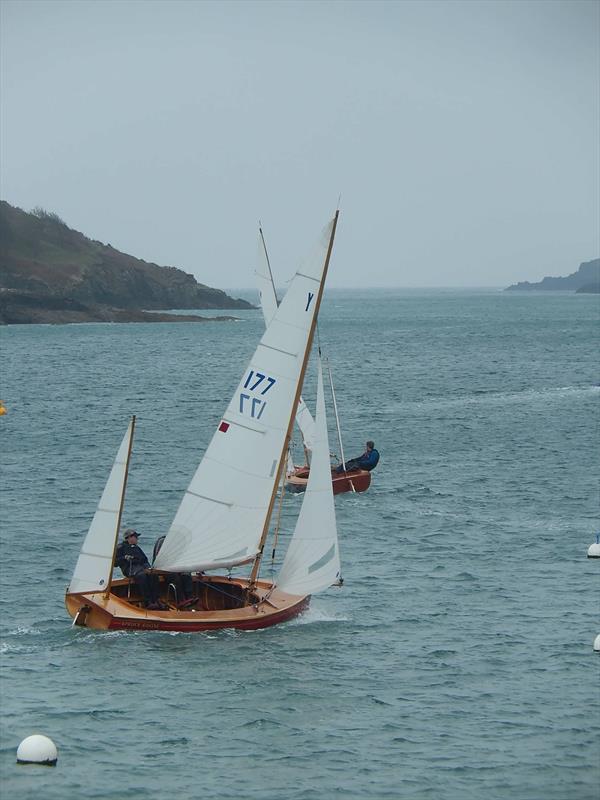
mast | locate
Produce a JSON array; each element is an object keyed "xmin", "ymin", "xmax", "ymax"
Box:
[
  {"xmin": 248, "ymin": 210, "xmax": 340, "ymax": 591},
  {"xmin": 105, "ymin": 414, "xmax": 136, "ymax": 593},
  {"xmin": 259, "ymin": 224, "xmax": 277, "ymax": 299}
]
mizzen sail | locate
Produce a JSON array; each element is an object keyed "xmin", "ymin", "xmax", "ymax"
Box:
[{"xmin": 154, "ymin": 218, "xmax": 336, "ymax": 573}]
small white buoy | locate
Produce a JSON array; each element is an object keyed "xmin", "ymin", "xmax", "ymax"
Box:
[
  {"xmin": 16, "ymin": 735, "xmax": 58, "ymax": 766},
  {"xmin": 594, "ymin": 635, "xmax": 600, "ymax": 652},
  {"xmin": 587, "ymin": 534, "xmax": 600, "ymax": 558}
]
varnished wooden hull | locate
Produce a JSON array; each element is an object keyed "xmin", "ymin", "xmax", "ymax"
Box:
[
  {"xmin": 65, "ymin": 576, "xmax": 310, "ymax": 632},
  {"xmin": 286, "ymin": 467, "xmax": 371, "ymax": 495}
]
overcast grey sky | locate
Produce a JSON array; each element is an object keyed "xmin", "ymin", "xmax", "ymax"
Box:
[{"xmin": 1, "ymin": 0, "xmax": 598, "ymax": 289}]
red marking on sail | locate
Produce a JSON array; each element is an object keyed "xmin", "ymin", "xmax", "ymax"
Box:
[{"xmin": 218, "ymin": 421, "xmax": 230, "ymax": 433}]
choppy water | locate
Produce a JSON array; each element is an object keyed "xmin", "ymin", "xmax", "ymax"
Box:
[{"xmin": 0, "ymin": 288, "xmax": 598, "ymax": 799}]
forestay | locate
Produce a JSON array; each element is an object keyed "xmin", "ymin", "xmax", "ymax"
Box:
[
  {"xmin": 68, "ymin": 419, "xmax": 133, "ymax": 594},
  {"xmin": 154, "ymin": 219, "xmax": 335, "ymax": 573},
  {"xmin": 277, "ymin": 355, "xmax": 341, "ymax": 595}
]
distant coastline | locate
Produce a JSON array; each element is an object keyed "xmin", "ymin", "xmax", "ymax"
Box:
[
  {"xmin": 0, "ymin": 201, "xmax": 255, "ymax": 325},
  {"xmin": 505, "ymin": 258, "xmax": 599, "ymax": 294}
]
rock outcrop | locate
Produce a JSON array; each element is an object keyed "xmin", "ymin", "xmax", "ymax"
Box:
[
  {"xmin": 0, "ymin": 201, "xmax": 254, "ymax": 324},
  {"xmin": 505, "ymin": 258, "xmax": 599, "ymax": 293}
]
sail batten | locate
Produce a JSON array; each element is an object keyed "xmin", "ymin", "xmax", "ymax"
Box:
[
  {"xmin": 295, "ymin": 271, "xmax": 320, "ymax": 282},
  {"xmin": 218, "ymin": 419, "xmax": 267, "ymax": 435},
  {"xmin": 185, "ymin": 490, "xmax": 233, "ymax": 507},
  {"xmin": 258, "ymin": 343, "xmax": 299, "ymax": 357}
]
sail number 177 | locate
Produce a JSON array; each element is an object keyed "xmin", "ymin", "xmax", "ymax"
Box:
[{"xmin": 239, "ymin": 369, "xmax": 277, "ymax": 419}]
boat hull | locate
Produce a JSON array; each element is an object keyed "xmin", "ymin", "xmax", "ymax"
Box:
[
  {"xmin": 65, "ymin": 576, "xmax": 310, "ymax": 632},
  {"xmin": 286, "ymin": 466, "xmax": 371, "ymax": 495}
]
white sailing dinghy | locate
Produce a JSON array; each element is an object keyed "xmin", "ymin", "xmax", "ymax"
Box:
[
  {"xmin": 256, "ymin": 226, "xmax": 371, "ymax": 496},
  {"xmin": 65, "ymin": 213, "xmax": 342, "ymax": 632}
]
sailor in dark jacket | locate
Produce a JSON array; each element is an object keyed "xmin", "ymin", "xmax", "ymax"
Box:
[
  {"xmin": 115, "ymin": 529, "xmax": 165, "ymax": 609},
  {"xmin": 336, "ymin": 440, "xmax": 380, "ymax": 473}
]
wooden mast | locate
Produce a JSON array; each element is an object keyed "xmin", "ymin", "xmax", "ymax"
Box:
[
  {"xmin": 105, "ymin": 414, "xmax": 136, "ymax": 594},
  {"xmin": 247, "ymin": 210, "xmax": 340, "ymax": 592}
]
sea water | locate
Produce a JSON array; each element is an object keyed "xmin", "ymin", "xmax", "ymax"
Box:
[{"xmin": 0, "ymin": 289, "xmax": 598, "ymax": 799}]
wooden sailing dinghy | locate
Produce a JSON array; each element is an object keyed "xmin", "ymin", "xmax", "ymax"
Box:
[
  {"xmin": 286, "ymin": 465, "xmax": 371, "ymax": 495},
  {"xmin": 65, "ymin": 213, "xmax": 342, "ymax": 632},
  {"xmin": 256, "ymin": 225, "xmax": 371, "ymax": 497}
]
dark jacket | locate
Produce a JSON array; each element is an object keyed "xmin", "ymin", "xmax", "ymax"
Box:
[
  {"xmin": 357, "ymin": 448, "xmax": 380, "ymax": 471},
  {"xmin": 115, "ymin": 541, "xmax": 150, "ymax": 577}
]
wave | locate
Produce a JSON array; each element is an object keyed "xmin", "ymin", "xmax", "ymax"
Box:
[
  {"xmin": 0, "ymin": 641, "xmax": 31, "ymax": 655},
  {"xmin": 406, "ymin": 384, "xmax": 599, "ymax": 413},
  {"xmin": 288, "ymin": 604, "xmax": 350, "ymax": 626},
  {"xmin": 3, "ymin": 625, "xmax": 43, "ymax": 636}
]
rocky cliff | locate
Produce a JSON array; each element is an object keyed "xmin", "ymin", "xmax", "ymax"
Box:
[
  {"xmin": 0, "ymin": 201, "xmax": 254, "ymax": 324},
  {"xmin": 505, "ymin": 258, "xmax": 599, "ymax": 293}
]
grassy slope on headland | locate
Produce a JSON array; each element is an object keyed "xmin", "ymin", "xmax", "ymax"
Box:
[{"xmin": 0, "ymin": 201, "xmax": 254, "ymax": 324}]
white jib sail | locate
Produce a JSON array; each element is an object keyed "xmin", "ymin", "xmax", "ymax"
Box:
[
  {"xmin": 277, "ymin": 355, "xmax": 341, "ymax": 596},
  {"xmin": 256, "ymin": 228, "xmax": 316, "ymax": 452},
  {"xmin": 154, "ymin": 218, "xmax": 335, "ymax": 573},
  {"xmin": 67, "ymin": 419, "xmax": 133, "ymax": 594}
]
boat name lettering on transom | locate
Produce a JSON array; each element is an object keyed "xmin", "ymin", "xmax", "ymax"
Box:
[
  {"xmin": 305, "ymin": 292, "xmax": 314, "ymax": 312},
  {"xmin": 240, "ymin": 370, "xmax": 276, "ymax": 419}
]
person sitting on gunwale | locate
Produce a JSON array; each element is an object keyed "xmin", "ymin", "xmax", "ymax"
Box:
[
  {"xmin": 115, "ymin": 529, "xmax": 167, "ymax": 610},
  {"xmin": 335, "ymin": 440, "xmax": 380, "ymax": 473}
]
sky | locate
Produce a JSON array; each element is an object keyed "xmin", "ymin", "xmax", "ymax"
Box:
[{"xmin": 1, "ymin": 0, "xmax": 598, "ymax": 289}]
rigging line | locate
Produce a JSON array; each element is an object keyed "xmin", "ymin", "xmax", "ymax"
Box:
[
  {"xmin": 270, "ymin": 469, "xmax": 288, "ymax": 567},
  {"xmin": 263, "ymin": 584, "xmax": 276, "ymax": 602},
  {"xmin": 327, "ymin": 357, "xmax": 356, "ymax": 493},
  {"xmin": 259, "ymin": 223, "xmax": 277, "ymax": 296},
  {"xmin": 196, "ymin": 579, "xmax": 249, "ymax": 605}
]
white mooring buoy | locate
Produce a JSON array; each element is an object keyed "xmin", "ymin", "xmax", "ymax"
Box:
[
  {"xmin": 587, "ymin": 534, "xmax": 600, "ymax": 558},
  {"xmin": 16, "ymin": 735, "xmax": 58, "ymax": 766},
  {"xmin": 594, "ymin": 635, "xmax": 600, "ymax": 653}
]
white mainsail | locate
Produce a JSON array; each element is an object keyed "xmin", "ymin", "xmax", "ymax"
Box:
[
  {"xmin": 256, "ymin": 226, "xmax": 316, "ymax": 452},
  {"xmin": 67, "ymin": 419, "xmax": 134, "ymax": 594},
  {"xmin": 154, "ymin": 218, "xmax": 336, "ymax": 573},
  {"xmin": 277, "ymin": 355, "xmax": 341, "ymax": 595}
]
